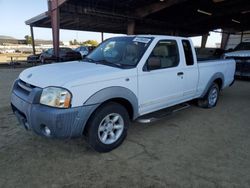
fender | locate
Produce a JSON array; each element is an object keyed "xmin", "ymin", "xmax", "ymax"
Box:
[
  {"xmin": 83, "ymin": 86, "xmax": 139, "ymax": 119},
  {"xmin": 200, "ymin": 72, "xmax": 224, "ymax": 98}
]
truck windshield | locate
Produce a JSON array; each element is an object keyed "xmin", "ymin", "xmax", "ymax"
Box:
[{"xmin": 85, "ymin": 36, "xmax": 153, "ymax": 68}]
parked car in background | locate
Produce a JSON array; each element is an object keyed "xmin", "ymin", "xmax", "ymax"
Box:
[
  {"xmin": 4, "ymin": 49, "xmax": 16, "ymax": 53},
  {"xmin": 27, "ymin": 53, "xmax": 41, "ymax": 64},
  {"xmin": 39, "ymin": 47, "xmax": 82, "ymax": 64},
  {"xmin": 75, "ymin": 46, "xmax": 89, "ymax": 58},
  {"xmin": 223, "ymin": 41, "xmax": 250, "ymax": 78},
  {"xmin": 0, "ymin": 49, "xmax": 15, "ymax": 53},
  {"xmin": 75, "ymin": 46, "xmax": 95, "ymax": 58}
]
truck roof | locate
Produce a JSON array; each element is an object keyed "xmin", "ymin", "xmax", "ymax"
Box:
[
  {"xmin": 137, "ymin": 35, "xmax": 188, "ymax": 40},
  {"xmin": 112, "ymin": 35, "xmax": 189, "ymax": 41}
]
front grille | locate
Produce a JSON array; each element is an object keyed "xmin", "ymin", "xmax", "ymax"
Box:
[{"xmin": 16, "ymin": 79, "xmax": 36, "ymax": 95}]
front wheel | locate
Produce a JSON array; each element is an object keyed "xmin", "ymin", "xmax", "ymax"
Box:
[
  {"xmin": 85, "ymin": 102, "xmax": 130, "ymax": 152},
  {"xmin": 198, "ymin": 83, "xmax": 219, "ymax": 108}
]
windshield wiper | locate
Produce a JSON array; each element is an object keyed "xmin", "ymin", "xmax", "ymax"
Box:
[
  {"xmin": 117, "ymin": 63, "xmax": 135, "ymax": 68},
  {"xmin": 84, "ymin": 58, "xmax": 135, "ymax": 69},
  {"xmin": 95, "ymin": 60, "xmax": 124, "ymax": 69},
  {"xmin": 83, "ymin": 57, "xmax": 95, "ymax": 62}
]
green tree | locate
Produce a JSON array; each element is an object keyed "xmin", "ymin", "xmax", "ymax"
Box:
[
  {"xmin": 82, "ymin": 40, "xmax": 99, "ymax": 46},
  {"xmin": 69, "ymin": 39, "xmax": 99, "ymax": 46},
  {"xmin": 24, "ymin": 35, "xmax": 32, "ymax": 44},
  {"xmin": 73, "ymin": 39, "xmax": 78, "ymax": 45},
  {"xmin": 69, "ymin": 39, "xmax": 80, "ymax": 45}
]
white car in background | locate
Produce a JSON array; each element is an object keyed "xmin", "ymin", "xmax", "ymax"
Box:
[
  {"xmin": 1, "ymin": 49, "xmax": 15, "ymax": 53},
  {"xmin": 223, "ymin": 41, "xmax": 250, "ymax": 78},
  {"xmin": 75, "ymin": 46, "xmax": 95, "ymax": 58}
]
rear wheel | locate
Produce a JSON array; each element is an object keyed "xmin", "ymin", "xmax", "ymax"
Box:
[
  {"xmin": 85, "ymin": 102, "xmax": 130, "ymax": 152},
  {"xmin": 198, "ymin": 83, "xmax": 219, "ymax": 108}
]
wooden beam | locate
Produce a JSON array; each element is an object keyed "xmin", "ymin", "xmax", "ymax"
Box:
[
  {"xmin": 201, "ymin": 33, "xmax": 209, "ymax": 48},
  {"xmin": 212, "ymin": 0, "xmax": 225, "ymax": 3},
  {"xmin": 221, "ymin": 31, "xmax": 230, "ymax": 49},
  {"xmin": 240, "ymin": 31, "xmax": 243, "ymax": 42},
  {"xmin": 48, "ymin": 0, "xmax": 67, "ymax": 10},
  {"xmin": 183, "ymin": 1, "xmax": 250, "ymax": 28},
  {"xmin": 50, "ymin": 0, "xmax": 60, "ymax": 59},
  {"xmin": 58, "ymin": 0, "xmax": 67, "ymax": 6},
  {"xmin": 127, "ymin": 20, "xmax": 135, "ymax": 35},
  {"xmin": 30, "ymin": 26, "xmax": 36, "ymax": 55},
  {"xmin": 136, "ymin": 0, "xmax": 187, "ymax": 17},
  {"xmin": 101, "ymin": 32, "xmax": 104, "ymax": 42}
]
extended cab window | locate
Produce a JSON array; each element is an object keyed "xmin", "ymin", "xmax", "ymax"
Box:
[
  {"xmin": 182, "ymin": 40, "xmax": 194, "ymax": 66},
  {"xmin": 146, "ymin": 40, "xmax": 179, "ymax": 71}
]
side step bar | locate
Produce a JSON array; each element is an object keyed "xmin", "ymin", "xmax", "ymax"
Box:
[{"xmin": 136, "ymin": 103, "xmax": 190, "ymax": 124}]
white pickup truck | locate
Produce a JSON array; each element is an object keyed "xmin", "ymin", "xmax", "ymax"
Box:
[{"xmin": 11, "ymin": 35, "xmax": 235, "ymax": 152}]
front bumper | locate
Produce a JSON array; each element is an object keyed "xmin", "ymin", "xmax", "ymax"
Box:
[{"xmin": 11, "ymin": 80, "xmax": 97, "ymax": 138}]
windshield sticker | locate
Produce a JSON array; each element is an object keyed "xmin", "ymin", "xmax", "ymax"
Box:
[{"xmin": 133, "ymin": 37, "xmax": 151, "ymax": 43}]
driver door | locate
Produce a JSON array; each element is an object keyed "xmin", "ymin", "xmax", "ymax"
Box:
[{"xmin": 138, "ymin": 40, "xmax": 184, "ymax": 115}]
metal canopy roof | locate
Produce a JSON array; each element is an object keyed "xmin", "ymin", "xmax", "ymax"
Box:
[{"xmin": 26, "ymin": 0, "xmax": 250, "ymax": 36}]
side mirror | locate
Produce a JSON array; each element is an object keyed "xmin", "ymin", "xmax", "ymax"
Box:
[{"xmin": 146, "ymin": 57, "xmax": 161, "ymax": 71}]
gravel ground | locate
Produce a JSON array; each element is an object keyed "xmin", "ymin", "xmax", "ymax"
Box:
[{"xmin": 0, "ymin": 68, "xmax": 250, "ymax": 188}]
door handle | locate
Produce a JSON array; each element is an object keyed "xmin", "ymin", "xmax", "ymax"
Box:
[{"xmin": 177, "ymin": 72, "xmax": 184, "ymax": 76}]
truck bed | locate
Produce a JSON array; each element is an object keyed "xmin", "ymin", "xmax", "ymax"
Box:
[{"xmin": 196, "ymin": 59, "xmax": 235, "ymax": 97}]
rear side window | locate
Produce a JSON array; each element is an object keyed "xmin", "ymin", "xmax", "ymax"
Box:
[{"xmin": 182, "ymin": 40, "xmax": 194, "ymax": 66}]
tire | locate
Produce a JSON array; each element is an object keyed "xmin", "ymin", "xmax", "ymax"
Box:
[
  {"xmin": 197, "ymin": 83, "xmax": 219, "ymax": 108},
  {"xmin": 85, "ymin": 102, "xmax": 130, "ymax": 152}
]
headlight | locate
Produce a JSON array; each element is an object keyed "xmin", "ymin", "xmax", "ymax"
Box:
[{"xmin": 40, "ymin": 87, "xmax": 72, "ymax": 108}]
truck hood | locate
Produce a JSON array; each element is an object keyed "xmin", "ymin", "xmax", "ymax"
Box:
[
  {"xmin": 224, "ymin": 50, "xmax": 250, "ymax": 58},
  {"xmin": 19, "ymin": 61, "xmax": 127, "ymax": 88}
]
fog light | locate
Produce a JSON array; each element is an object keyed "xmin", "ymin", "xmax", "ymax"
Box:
[{"xmin": 43, "ymin": 126, "xmax": 51, "ymax": 136}]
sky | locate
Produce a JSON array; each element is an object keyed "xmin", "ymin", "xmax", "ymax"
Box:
[{"xmin": 0, "ymin": 0, "xmax": 222, "ymax": 47}]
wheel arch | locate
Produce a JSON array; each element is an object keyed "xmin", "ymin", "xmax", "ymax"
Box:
[
  {"xmin": 214, "ymin": 78, "xmax": 223, "ymax": 90},
  {"xmin": 81, "ymin": 87, "xmax": 138, "ymax": 135},
  {"xmin": 100, "ymin": 98, "xmax": 134, "ymax": 120},
  {"xmin": 200, "ymin": 72, "xmax": 224, "ymax": 98},
  {"xmin": 84, "ymin": 86, "xmax": 139, "ymax": 120}
]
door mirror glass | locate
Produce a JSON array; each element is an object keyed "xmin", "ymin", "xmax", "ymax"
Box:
[{"xmin": 147, "ymin": 57, "xmax": 161, "ymax": 71}]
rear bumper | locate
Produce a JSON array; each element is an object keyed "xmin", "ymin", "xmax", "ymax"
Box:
[{"xmin": 11, "ymin": 80, "xmax": 98, "ymax": 138}]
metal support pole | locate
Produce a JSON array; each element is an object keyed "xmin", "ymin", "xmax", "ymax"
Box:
[
  {"xmin": 30, "ymin": 26, "xmax": 36, "ymax": 55},
  {"xmin": 101, "ymin": 32, "xmax": 104, "ymax": 42},
  {"xmin": 240, "ymin": 31, "xmax": 243, "ymax": 43},
  {"xmin": 127, "ymin": 20, "xmax": 135, "ymax": 35},
  {"xmin": 221, "ymin": 32, "xmax": 229, "ymax": 49},
  {"xmin": 201, "ymin": 33, "xmax": 209, "ymax": 48},
  {"xmin": 50, "ymin": 0, "xmax": 60, "ymax": 61}
]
